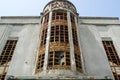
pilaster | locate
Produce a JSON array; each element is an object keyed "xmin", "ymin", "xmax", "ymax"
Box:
[
  {"xmin": 67, "ymin": 11, "xmax": 76, "ymax": 71},
  {"xmin": 43, "ymin": 11, "xmax": 52, "ymax": 71}
]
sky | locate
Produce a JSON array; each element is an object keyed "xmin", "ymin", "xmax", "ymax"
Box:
[{"xmin": 0, "ymin": 0, "xmax": 120, "ymax": 18}]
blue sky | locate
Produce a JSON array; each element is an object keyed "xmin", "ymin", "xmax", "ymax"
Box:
[{"xmin": 0, "ymin": 0, "xmax": 120, "ymax": 18}]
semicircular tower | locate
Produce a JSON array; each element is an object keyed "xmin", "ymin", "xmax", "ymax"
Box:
[{"xmin": 35, "ymin": 0, "xmax": 83, "ymax": 78}]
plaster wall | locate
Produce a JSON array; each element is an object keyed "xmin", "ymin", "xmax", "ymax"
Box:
[
  {"xmin": 97, "ymin": 25, "xmax": 120, "ymax": 60},
  {"xmin": 6, "ymin": 24, "xmax": 40, "ymax": 78},
  {"xmin": 78, "ymin": 23, "xmax": 114, "ymax": 79}
]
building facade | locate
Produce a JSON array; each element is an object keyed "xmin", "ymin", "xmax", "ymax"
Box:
[{"xmin": 0, "ymin": 0, "xmax": 120, "ymax": 80}]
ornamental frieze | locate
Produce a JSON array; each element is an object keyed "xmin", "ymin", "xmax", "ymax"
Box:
[{"xmin": 44, "ymin": 1, "xmax": 76, "ymax": 13}]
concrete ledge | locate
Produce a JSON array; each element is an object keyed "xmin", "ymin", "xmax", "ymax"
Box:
[
  {"xmin": 79, "ymin": 16, "xmax": 119, "ymax": 20},
  {"xmin": 1, "ymin": 16, "xmax": 40, "ymax": 19}
]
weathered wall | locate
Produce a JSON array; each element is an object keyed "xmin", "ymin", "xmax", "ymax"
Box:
[
  {"xmin": 78, "ymin": 24, "xmax": 113, "ymax": 79},
  {"xmin": 0, "ymin": 16, "xmax": 120, "ymax": 79},
  {"xmin": 6, "ymin": 24, "xmax": 40, "ymax": 78},
  {"xmin": 97, "ymin": 25, "xmax": 120, "ymax": 58}
]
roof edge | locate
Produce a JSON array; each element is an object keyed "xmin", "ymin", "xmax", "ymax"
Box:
[
  {"xmin": 79, "ymin": 16, "xmax": 119, "ymax": 20},
  {"xmin": 0, "ymin": 16, "xmax": 40, "ymax": 19}
]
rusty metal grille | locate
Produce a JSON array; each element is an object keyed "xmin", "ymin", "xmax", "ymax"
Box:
[
  {"xmin": 44, "ymin": 13, "xmax": 49, "ymax": 23},
  {"xmin": 50, "ymin": 25, "xmax": 69, "ymax": 43},
  {"xmin": 0, "ymin": 40, "xmax": 17, "ymax": 80},
  {"xmin": 70, "ymin": 12, "xmax": 82, "ymax": 72},
  {"xmin": 102, "ymin": 41, "xmax": 120, "ymax": 80},
  {"xmin": 52, "ymin": 11, "xmax": 67, "ymax": 21},
  {"xmin": 35, "ymin": 53, "xmax": 45, "ymax": 73},
  {"xmin": 48, "ymin": 51, "xmax": 71, "ymax": 70}
]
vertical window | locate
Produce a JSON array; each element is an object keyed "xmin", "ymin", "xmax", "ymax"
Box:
[
  {"xmin": 48, "ymin": 51, "xmax": 70, "ymax": 69},
  {"xmin": 40, "ymin": 28, "xmax": 47, "ymax": 47},
  {"xmin": 44, "ymin": 13, "xmax": 49, "ymax": 23},
  {"xmin": 75, "ymin": 53, "xmax": 82, "ymax": 72},
  {"xmin": 72, "ymin": 29, "xmax": 78, "ymax": 46},
  {"xmin": 102, "ymin": 41, "xmax": 120, "ymax": 80},
  {"xmin": 71, "ymin": 12, "xmax": 82, "ymax": 72},
  {"xmin": 35, "ymin": 53, "xmax": 45, "ymax": 73},
  {"xmin": 70, "ymin": 13, "xmax": 82, "ymax": 72},
  {"xmin": 50, "ymin": 25, "xmax": 69, "ymax": 43},
  {"xmin": 0, "ymin": 40, "xmax": 17, "ymax": 80}
]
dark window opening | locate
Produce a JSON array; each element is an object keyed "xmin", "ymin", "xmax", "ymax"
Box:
[
  {"xmin": 36, "ymin": 54, "xmax": 45, "ymax": 73},
  {"xmin": 50, "ymin": 25, "xmax": 69, "ymax": 43},
  {"xmin": 0, "ymin": 40, "xmax": 17, "ymax": 80},
  {"xmin": 102, "ymin": 41, "xmax": 120, "ymax": 80}
]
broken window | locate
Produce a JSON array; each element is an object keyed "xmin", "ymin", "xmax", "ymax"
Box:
[
  {"xmin": 48, "ymin": 51, "xmax": 70, "ymax": 69},
  {"xmin": 54, "ymin": 51, "xmax": 64, "ymax": 65},
  {"xmin": 102, "ymin": 41, "xmax": 120, "ymax": 80},
  {"xmin": 0, "ymin": 40, "xmax": 17, "ymax": 80}
]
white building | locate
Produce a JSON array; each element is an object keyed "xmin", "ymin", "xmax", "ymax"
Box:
[{"xmin": 0, "ymin": 0, "xmax": 120, "ymax": 80}]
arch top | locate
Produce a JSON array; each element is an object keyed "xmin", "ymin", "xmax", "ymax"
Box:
[{"xmin": 43, "ymin": 0, "xmax": 77, "ymax": 14}]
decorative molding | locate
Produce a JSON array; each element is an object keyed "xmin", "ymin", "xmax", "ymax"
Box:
[{"xmin": 44, "ymin": 1, "xmax": 76, "ymax": 13}]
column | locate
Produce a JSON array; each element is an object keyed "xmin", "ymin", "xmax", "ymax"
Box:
[
  {"xmin": 43, "ymin": 11, "xmax": 52, "ymax": 71},
  {"xmin": 67, "ymin": 11, "xmax": 76, "ymax": 71}
]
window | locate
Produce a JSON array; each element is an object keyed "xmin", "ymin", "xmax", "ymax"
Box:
[
  {"xmin": 71, "ymin": 17, "xmax": 82, "ymax": 72},
  {"xmin": 40, "ymin": 28, "xmax": 47, "ymax": 47},
  {"xmin": 35, "ymin": 53, "xmax": 45, "ymax": 73},
  {"xmin": 102, "ymin": 41, "xmax": 120, "ymax": 80},
  {"xmin": 52, "ymin": 11, "xmax": 67, "ymax": 21},
  {"xmin": 75, "ymin": 53, "xmax": 82, "ymax": 72},
  {"xmin": 36, "ymin": 27, "xmax": 46, "ymax": 73},
  {"xmin": 50, "ymin": 25, "xmax": 69, "ymax": 43},
  {"xmin": 48, "ymin": 51, "xmax": 70, "ymax": 69},
  {"xmin": 44, "ymin": 13, "xmax": 49, "ymax": 23},
  {"xmin": 72, "ymin": 29, "xmax": 78, "ymax": 46},
  {"xmin": 0, "ymin": 40, "xmax": 17, "ymax": 80}
]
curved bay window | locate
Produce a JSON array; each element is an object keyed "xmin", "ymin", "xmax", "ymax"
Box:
[
  {"xmin": 71, "ymin": 13, "xmax": 82, "ymax": 72},
  {"xmin": 36, "ymin": 9, "xmax": 82, "ymax": 73}
]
